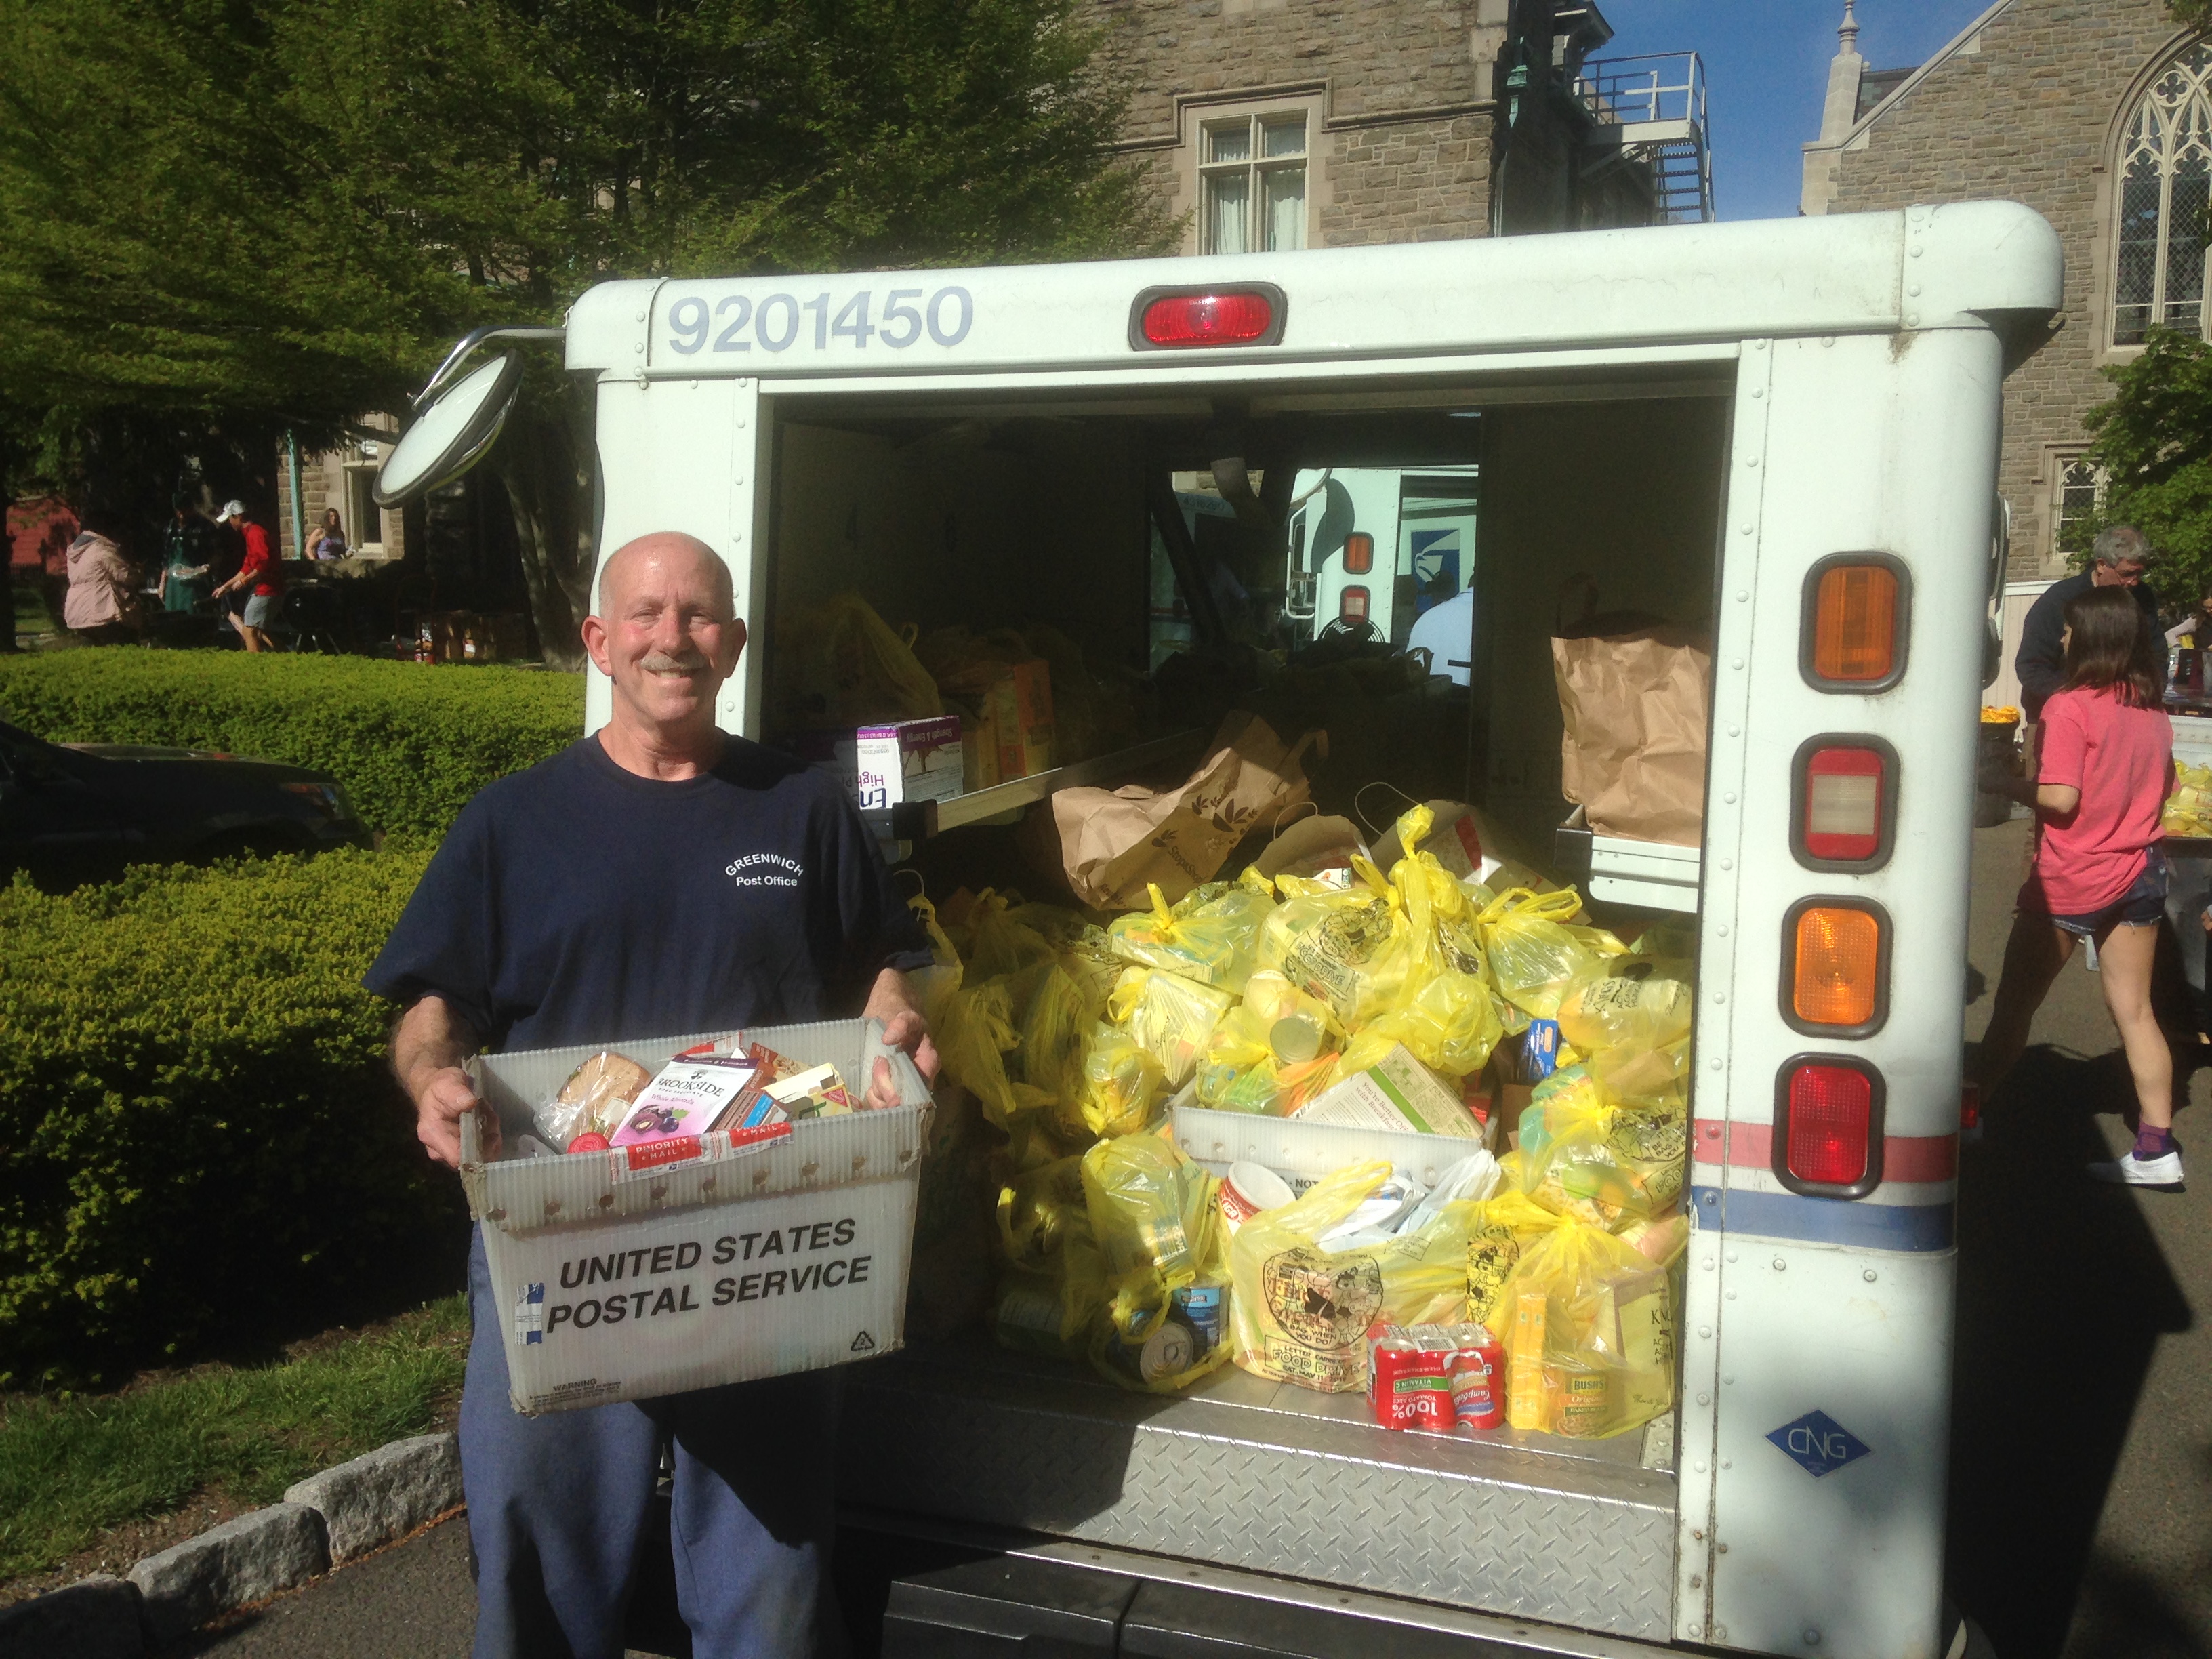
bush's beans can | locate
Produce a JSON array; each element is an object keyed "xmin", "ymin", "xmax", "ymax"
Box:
[{"xmin": 1449, "ymin": 1323, "xmax": 1505, "ymax": 1431}]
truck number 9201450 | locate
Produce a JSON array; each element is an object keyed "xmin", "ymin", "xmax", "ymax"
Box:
[{"xmin": 663, "ymin": 285, "xmax": 974, "ymax": 356}]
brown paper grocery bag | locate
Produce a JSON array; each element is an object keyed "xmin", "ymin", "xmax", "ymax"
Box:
[
  {"xmin": 1551, "ymin": 621, "xmax": 1711, "ymax": 846},
  {"xmin": 1034, "ymin": 712, "xmax": 1324, "ymax": 909}
]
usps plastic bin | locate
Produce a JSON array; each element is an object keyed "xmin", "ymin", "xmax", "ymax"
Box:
[
  {"xmin": 1169, "ymin": 1097, "xmax": 1492, "ymax": 1193},
  {"xmin": 460, "ymin": 1019, "xmax": 930, "ymax": 1416}
]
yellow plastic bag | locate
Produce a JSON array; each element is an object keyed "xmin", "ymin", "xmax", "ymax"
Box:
[
  {"xmin": 996, "ymin": 1154, "xmax": 1089, "ymax": 1272},
  {"xmin": 1464, "ymin": 1190, "xmax": 1570, "ymax": 1327},
  {"xmin": 1017, "ymin": 964, "xmax": 1092, "ymax": 1107},
  {"xmin": 1194, "ymin": 1006, "xmax": 1275, "ymax": 1107},
  {"xmin": 1312, "ymin": 804, "xmax": 1506, "ymax": 1080},
  {"xmin": 1557, "ymin": 957, "xmax": 1693, "ymax": 1055},
  {"xmin": 1071, "ymin": 1022, "xmax": 1168, "ymax": 1139},
  {"xmin": 935, "ymin": 977, "xmax": 1023, "ymax": 1128},
  {"xmin": 1228, "ymin": 1162, "xmax": 1477, "ymax": 1393},
  {"xmin": 1255, "ymin": 862, "xmax": 1407, "ymax": 1025},
  {"xmin": 1478, "ymin": 887, "xmax": 1599, "ymax": 1019},
  {"xmin": 1584, "ymin": 1033, "xmax": 1692, "ymax": 1111},
  {"xmin": 1238, "ymin": 969, "xmax": 1343, "ymax": 1041},
  {"xmin": 966, "ymin": 888, "xmax": 1058, "ymax": 981},
  {"xmin": 1517, "ymin": 1070, "xmax": 1687, "ymax": 1229},
  {"xmin": 1080, "ymin": 1131, "xmax": 1231, "ymax": 1391},
  {"xmin": 1496, "ymin": 1218, "xmax": 1679, "ymax": 1439},
  {"xmin": 777, "ymin": 592, "xmax": 943, "ymax": 729},
  {"xmin": 1108, "ymin": 882, "xmax": 1273, "ymax": 992},
  {"xmin": 1108, "ymin": 967, "xmax": 1235, "ymax": 1088}
]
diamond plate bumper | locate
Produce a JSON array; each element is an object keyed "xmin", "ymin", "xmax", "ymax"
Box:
[{"xmin": 838, "ymin": 1341, "xmax": 1679, "ymax": 1642}]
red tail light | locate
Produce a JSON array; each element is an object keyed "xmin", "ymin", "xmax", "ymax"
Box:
[
  {"xmin": 1137, "ymin": 291, "xmax": 1279, "ymax": 348},
  {"xmin": 1797, "ymin": 742, "xmax": 1890, "ymax": 865},
  {"xmin": 1774, "ymin": 1057, "xmax": 1885, "ymax": 1197},
  {"xmin": 1786, "ymin": 1065, "xmax": 1872, "ymax": 1184},
  {"xmin": 1342, "ymin": 532, "xmax": 1374, "ymax": 575},
  {"xmin": 1340, "ymin": 586, "xmax": 1370, "ymax": 621}
]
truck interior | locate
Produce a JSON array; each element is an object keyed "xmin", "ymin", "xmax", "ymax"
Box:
[
  {"xmin": 762, "ymin": 363, "xmax": 1730, "ymax": 866},
  {"xmin": 747, "ymin": 361, "xmax": 1737, "ymax": 1650}
]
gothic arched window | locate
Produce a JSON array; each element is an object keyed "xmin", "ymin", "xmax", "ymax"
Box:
[{"xmin": 2115, "ymin": 43, "xmax": 2212, "ymax": 345}]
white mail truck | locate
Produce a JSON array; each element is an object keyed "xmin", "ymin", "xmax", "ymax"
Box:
[{"xmin": 382, "ymin": 201, "xmax": 2058, "ymax": 1659}]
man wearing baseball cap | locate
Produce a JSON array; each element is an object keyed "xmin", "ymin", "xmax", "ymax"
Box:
[{"xmin": 211, "ymin": 501, "xmax": 283, "ymax": 652}]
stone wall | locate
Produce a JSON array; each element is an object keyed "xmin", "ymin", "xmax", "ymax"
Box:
[
  {"xmin": 1088, "ymin": 0, "xmax": 1505, "ymax": 249},
  {"xmin": 1824, "ymin": 0, "xmax": 2194, "ymax": 579}
]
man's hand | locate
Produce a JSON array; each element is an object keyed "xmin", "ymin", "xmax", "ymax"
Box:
[
  {"xmin": 863, "ymin": 970, "xmax": 939, "ymax": 1111},
  {"xmin": 391, "ymin": 994, "xmax": 497, "ymax": 1169},
  {"xmin": 414, "ymin": 1065, "xmax": 493, "ymax": 1168}
]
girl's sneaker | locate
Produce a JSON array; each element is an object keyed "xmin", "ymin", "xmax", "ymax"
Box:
[{"xmin": 2087, "ymin": 1147, "xmax": 2185, "ymax": 1187}]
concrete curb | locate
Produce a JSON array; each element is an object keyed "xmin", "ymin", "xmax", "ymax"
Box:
[
  {"xmin": 283, "ymin": 1433, "xmax": 463, "ymax": 1565},
  {"xmin": 0, "ymin": 1431, "xmax": 463, "ymax": 1656}
]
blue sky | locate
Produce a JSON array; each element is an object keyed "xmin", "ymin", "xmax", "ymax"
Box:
[{"xmin": 1595, "ymin": 1, "xmax": 1999, "ymax": 220}]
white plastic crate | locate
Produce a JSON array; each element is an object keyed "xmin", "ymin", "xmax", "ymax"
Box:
[
  {"xmin": 1170, "ymin": 1097, "xmax": 1491, "ymax": 1192},
  {"xmin": 460, "ymin": 1019, "xmax": 930, "ymax": 1415}
]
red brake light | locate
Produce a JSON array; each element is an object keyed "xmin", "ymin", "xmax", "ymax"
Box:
[
  {"xmin": 1342, "ymin": 532, "xmax": 1374, "ymax": 575},
  {"xmin": 1803, "ymin": 745, "xmax": 1885, "ymax": 861},
  {"xmin": 1139, "ymin": 291, "xmax": 1277, "ymax": 348},
  {"xmin": 1786, "ymin": 1063, "xmax": 1873, "ymax": 1185},
  {"xmin": 1340, "ymin": 586, "xmax": 1370, "ymax": 621}
]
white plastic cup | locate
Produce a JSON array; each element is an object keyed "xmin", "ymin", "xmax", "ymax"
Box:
[{"xmin": 1217, "ymin": 1160, "xmax": 1296, "ymax": 1234}]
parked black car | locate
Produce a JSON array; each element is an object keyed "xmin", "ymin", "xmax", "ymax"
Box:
[{"xmin": 0, "ymin": 718, "xmax": 373, "ymax": 885}]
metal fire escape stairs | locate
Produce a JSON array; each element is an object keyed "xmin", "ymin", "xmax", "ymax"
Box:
[{"xmin": 1575, "ymin": 52, "xmax": 1715, "ymax": 224}]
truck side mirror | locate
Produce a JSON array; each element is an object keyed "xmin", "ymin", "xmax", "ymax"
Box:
[{"xmin": 373, "ymin": 352, "xmax": 526, "ymax": 507}]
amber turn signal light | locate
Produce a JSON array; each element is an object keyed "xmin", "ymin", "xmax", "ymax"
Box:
[
  {"xmin": 1807, "ymin": 561, "xmax": 1902, "ymax": 685},
  {"xmin": 1788, "ymin": 902, "xmax": 1886, "ymax": 1031}
]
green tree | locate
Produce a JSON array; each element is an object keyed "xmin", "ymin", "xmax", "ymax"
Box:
[
  {"xmin": 0, "ymin": 0, "xmax": 1174, "ymax": 660},
  {"xmin": 2078, "ymin": 327, "xmax": 2212, "ymax": 605},
  {"xmin": 2174, "ymin": 1, "xmax": 2211, "ymax": 30}
]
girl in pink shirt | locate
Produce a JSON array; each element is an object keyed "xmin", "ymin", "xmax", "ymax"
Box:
[{"xmin": 1975, "ymin": 585, "xmax": 2182, "ymax": 1186}]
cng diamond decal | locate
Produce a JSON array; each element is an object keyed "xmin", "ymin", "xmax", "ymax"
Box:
[{"xmin": 1767, "ymin": 1409, "xmax": 1870, "ymax": 1477}]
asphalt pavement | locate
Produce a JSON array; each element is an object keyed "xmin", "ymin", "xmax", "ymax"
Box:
[{"xmin": 183, "ymin": 819, "xmax": 2207, "ymax": 1659}]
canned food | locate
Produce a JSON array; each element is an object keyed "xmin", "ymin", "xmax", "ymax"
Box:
[
  {"xmin": 1175, "ymin": 1284, "xmax": 1225, "ymax": 1351},
  {"xmin": 1448, "ymin": 1323, "xmax": 1505, "ymax": 1431},
  {"xmin": 1366, "ymin": 1326, "xmax": 1452, "ymax": 1433},
  {"xmin": 1549, "ymin": 1359, "xmax": 1611, "ymax": 1439}
]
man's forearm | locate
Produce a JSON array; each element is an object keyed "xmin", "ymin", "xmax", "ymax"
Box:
[
  {"xmin": 863, "ymin": 967, "xmax": 920, "ymax": 1026},
  {"xmin": 391, "ymin": 995, "xmax": 480, "ymax": 1096}
]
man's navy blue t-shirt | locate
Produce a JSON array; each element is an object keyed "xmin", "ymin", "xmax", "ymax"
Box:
[{"xmin": 363, "ymin": 734, "xmax": 931, "ymax": 1052}]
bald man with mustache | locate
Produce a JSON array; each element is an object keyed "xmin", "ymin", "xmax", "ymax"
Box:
[{"xmin": 367, "ymin": 532, "xmax": 936, "ymax": 1659}]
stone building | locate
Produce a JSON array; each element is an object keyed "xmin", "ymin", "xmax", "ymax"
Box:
[
  {"xmin": 1089, "ymin": 0, "xmax": 1710, "ymax": 251},
  {"xmin": 1797, "ymin": 0, "xmax": 2204, "ymax": 701},
  {"xmin": 276, "ymin": 415, "xmax": 407, "ymax": 562}
]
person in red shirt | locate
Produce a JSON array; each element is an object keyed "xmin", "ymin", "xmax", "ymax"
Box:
[
  {"xmin": 211, "ymin": 501, "xmax": 283, "ymax": 653},
  {"xmin": 1975, "ymin": 585, "xmax": 2182, "ymax": 1186}
]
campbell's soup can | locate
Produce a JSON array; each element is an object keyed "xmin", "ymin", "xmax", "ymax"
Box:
[
  {"xmin": 1449, "ymin": 1324, "xmax": 1505, "ymax": 1431},
  {"xmin": 1217, "ymin": 1161, "xmax": 1295, "ymax": 1235}
]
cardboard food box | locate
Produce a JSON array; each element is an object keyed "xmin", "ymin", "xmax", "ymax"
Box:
[
  {"xmin": 987, "ymin": 660, "xmax": 1055, "ymax": 782},
  {"xmin": 1291, "ymin": 1044, "xmax": 1481, "ymax": 1139},
  {"xmin": 1171, "ymin": 1093, "xmax": 1484, "ymax": 1194},
  {"xmin": 462, "ymin": 1018, "xmax": 930, "ymax": 1415},
  {"xmin": 856, "ymin": 715, "xmax": 964, "ymax": 811}
]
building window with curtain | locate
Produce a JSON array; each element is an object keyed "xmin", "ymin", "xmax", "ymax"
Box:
[
  {"xmin": 2114, "ymin": 43, "xmax": 2212, "ymax": 345},
  {"xmin": 1200, "ymin": 111, "xmax": 1309, "ymax": 254}
]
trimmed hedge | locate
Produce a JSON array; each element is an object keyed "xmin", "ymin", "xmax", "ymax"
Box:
[
  {"xmin": 0, "ymin": 847, "xmax": 462, "ymax": 1384},
  {"xmin": 0, "ymin": 652, "xmax": 583, "ymax": 838}
]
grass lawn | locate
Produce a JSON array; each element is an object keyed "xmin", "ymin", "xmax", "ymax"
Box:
[
  {"xmin": 0, "ymin": 1295, "xmax": 468, "ymax": 1585},
  {"xmin": 10, "ymin": 577, "xmax": 59, "ymax": 642}
]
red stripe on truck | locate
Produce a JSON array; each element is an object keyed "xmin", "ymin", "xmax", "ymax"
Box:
[{"xmin": 1692, "ymin": 1118, "xmax": 1957, "ymax": 1183}]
